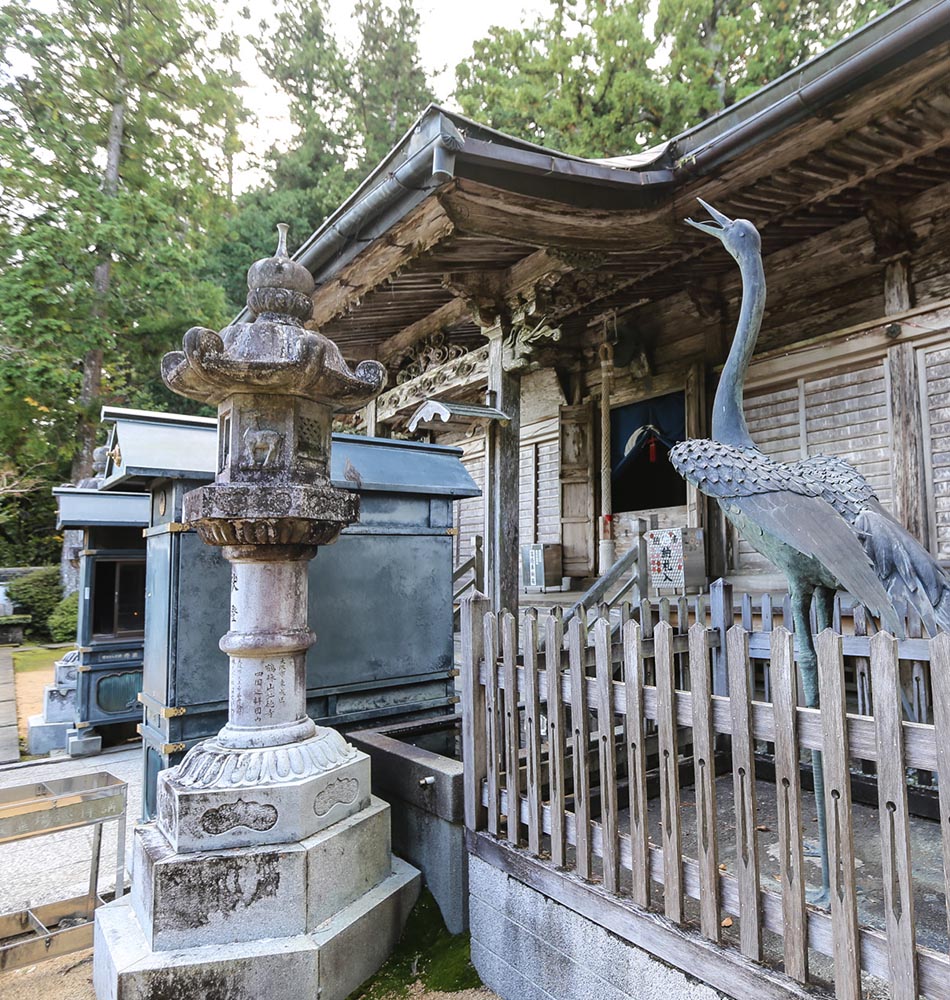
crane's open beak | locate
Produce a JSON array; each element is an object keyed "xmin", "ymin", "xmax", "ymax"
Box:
[{"xmin": 685, "ymin": 198, "xmax": 733, "ymax": 239}]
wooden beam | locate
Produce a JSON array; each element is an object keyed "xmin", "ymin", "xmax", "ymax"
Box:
[
  {"xmin": 308, "ymin": 197, "xmax": 456, "ymax": 330},
  {"xmin": 441, "ymin": 178, "xmax": 675, "ymax": 250},
  {"xmin": 377, "ymin": 249, "xmax": 572, "ymax": 368},
  {"xmin": 375, "ymin": 343, "xmax": 489, "ymax": 424},
  {"xmin": 377, "ymin": 298, "xmax": 470, "ymax": 367}
]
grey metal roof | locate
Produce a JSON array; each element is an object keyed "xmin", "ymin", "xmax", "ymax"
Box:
[
  {"xmin": 284, "ymin": 0, "xmax": 950, "ymax": 294},
  {"xmin": 99, "ymin": 407, "xmax": 217, "ymax": 488},
  {"xmin": 95, "ymin": 405, "xmax": 479, "ymax": 498},
  {"xmin": 53, "ymin": 488, "xmax": 150, "ymax": 529},
  {"xmin": 331, "ymin": 435, "xmax": 479, "ymax": 498}
]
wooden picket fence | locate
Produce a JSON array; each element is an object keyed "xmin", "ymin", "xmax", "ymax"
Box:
[{"xmin": 460, "ymin": 590, "xmax": 950, "ymax": 1000}]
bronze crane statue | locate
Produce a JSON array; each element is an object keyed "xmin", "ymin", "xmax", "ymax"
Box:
[{"xmin": 670, "ymin": 200, "xmax": 950, "ymax": 905}]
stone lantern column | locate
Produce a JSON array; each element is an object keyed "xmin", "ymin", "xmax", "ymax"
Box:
[
  {"xmin": 95, "ymin": 228, "xmax": 420, "ymax": 1000},
  {"xmin": 154, "ymin": 223, "xmax": 386, "ymax": 850}
]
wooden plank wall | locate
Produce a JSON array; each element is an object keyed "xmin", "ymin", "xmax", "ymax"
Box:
[
  {"xmin": 455, "ymin": 436, "xmax": 485, "ymax": 583},
  {"xmin": 921, "ymin": 344, "xmax": 950, "ymax": 562},
  {"xmin": 519, "ymin": 420, "xmax": 560, "ymax": 548}
]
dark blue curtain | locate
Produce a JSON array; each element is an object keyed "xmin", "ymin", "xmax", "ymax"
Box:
[{"xmin": 610, "ymin": 393, "xmax": 685, "ymax": 479}]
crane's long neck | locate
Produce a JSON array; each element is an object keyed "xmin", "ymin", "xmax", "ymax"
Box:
[{"xmin": 712, "ymin": 250, "xmax": 766, "ymax": 449}]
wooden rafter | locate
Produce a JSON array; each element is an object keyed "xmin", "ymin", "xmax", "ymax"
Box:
[{"xmin": 308, "ymin": 197, "xmax": 456, "ymax": 330}]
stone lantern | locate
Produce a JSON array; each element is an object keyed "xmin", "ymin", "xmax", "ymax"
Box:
[{"xmin": 95, "ymin": 228, "xmax": 420, "ymax": 1000}]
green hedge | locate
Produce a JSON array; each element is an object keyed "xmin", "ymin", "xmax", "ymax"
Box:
[
  {"xmin": 48, "ymin": 591, "xmax": 79, "ymax": 643},
  {"xmin": 7, "ymin": 566, "xmax": 62, "ymax": 639}
]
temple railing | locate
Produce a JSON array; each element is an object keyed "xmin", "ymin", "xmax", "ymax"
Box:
[{"xmin": 460, "ymin": 588, "xmax": 950, "ymax": 1000}]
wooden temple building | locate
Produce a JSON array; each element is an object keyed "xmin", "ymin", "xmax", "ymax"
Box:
[{"xmin": 262, "ymin": 0, "xmax": 950, "ymax": 616}]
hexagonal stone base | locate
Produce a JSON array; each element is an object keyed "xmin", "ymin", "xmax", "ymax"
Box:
[
  {"xmin": 132, "ymin": 797, "xmax": 393, "ymax": 949},
  {"xmin": 157, "ymin": 748, "xmax": 371, "ymax": 853},
  {"xmin": 94, "ymin": 857, "xmax": 420, "ymax": 1000}
]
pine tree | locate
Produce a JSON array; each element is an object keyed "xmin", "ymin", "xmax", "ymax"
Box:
[
  {"xmin": 455, "ymin": 0, "xmax": 661, "ymax": 157},
  {"xmin": 352, "ymin": 0, "xmax": 434, "ymax": 169},
  {"xmin": 213, "ymin": 0, "xmax": 434, "ymax": 312},
  {"xmin": 656, "ymin": 0, "xmax": 895, "ymax": 134}
]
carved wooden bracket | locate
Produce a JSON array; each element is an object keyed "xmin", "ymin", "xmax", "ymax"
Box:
[
  {"xmin": 503, "ymin": 320, "xmax": 562, "ymax": 373},
  {"xmin": 376, "ymin": 343, "xmax": 490, "ymax": 423}
]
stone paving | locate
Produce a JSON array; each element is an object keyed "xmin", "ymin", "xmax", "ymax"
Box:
[
  {"xmin": 0, "ymin": 746, "xmax": 141, "ymax": 913},
  {"xmin": 0, "ymin": 646, "xmax": 19, "ymax": 763}
]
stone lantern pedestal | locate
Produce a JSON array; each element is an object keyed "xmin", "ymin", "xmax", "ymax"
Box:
[{"xmin": 94, "ymin": 228, "xmax": 419, "ymax": 1000}]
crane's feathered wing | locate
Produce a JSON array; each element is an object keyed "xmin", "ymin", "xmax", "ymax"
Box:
[
  {"xmin": 670, "ymin": 439, "xmax": 950, "ymax": 635},
  {"xmin": 795, "ymin": 454, "xmax": 950, "ymax": 634}
]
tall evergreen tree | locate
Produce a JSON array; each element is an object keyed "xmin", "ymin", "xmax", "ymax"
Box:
[
  {"xmin": 455, "ymin": 0, "xmax": 896, "ymax": 157},
  {"xmin": 456, "ymin": 0, "xmax": 661, "ymax": 157},
  {"xmin": 211, "ymin": 0, "xmax": 434, "ymax": 313},
  {"xmin": 0, "ymin": 0, "xmax": 243, "ymax": 553},
  {"xmin": 352, "ymin": 0, "xmax": 434, "ymax": 169},
  {"xmin": 656, "ymin": 0, "xmax": 895, "ymax": 134}
]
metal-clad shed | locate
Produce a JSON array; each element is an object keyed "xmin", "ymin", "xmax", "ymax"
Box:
[
  {"xmin": 97, "ymin": 407, "xmax": 479, "ymax": 817},
  {"xmin": 51, "ymin": 486, "xmax": 150, "ymax": 754}
]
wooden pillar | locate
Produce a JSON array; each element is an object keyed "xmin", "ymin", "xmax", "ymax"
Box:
[
  {"xmin": 867, "ymin": 200, "xmax": 928, "ymax": 545},
  {"xmin": 484, "ymin": 327, "xmax": 521, "ymax": 615},
  {"xmin": 884, "ymin": 258, "xmax": 929, "ymax": 547},
  {"xmin": 685, "ymin": 362, "xmax": 706, "ymax": 532},
  {"xmin": 889, "ymin": 337, "xmax": 928, "ymax": 547},
  {"xmin": 598, "ymin": 342, "xmax": 615, "ymax": 574}
]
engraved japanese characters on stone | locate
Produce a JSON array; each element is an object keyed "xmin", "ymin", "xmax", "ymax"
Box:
[
  {"xmin": 313, "ymin": 777, "xmax": 360, "ymax": 817},
  {"xmin": 200, "ymin": 799, "xmax": 279, "ymax": 835}
]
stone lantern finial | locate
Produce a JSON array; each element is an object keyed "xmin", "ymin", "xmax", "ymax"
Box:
[{"xmin": 245, "ymin": 224, "xmax": 315, "ymax": 323}]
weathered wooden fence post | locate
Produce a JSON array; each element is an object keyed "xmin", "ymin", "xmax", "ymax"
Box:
[
  {"xmin": 461, "ymin": 591, "xmax": 490, "ymax": 832},
  {"xmin": 817, "ymin": 629, "xmax": 861, "ymax": 1000},
  {"xmin": 688, "ymin": 621, "xmax": 720, "ymax": 943},
  {"xmin": 770, "ymin": 626, "xmax": 807, "ymax": 982},
  {"xmin": 726, "ymin": 624, "xmax": 761, "ymax": 961},
  {"xmin": 710, "ymin": 578, "xmax": 733, "ymax": 696},
  {"xmin": 871, "ymin": 631, "xmax": 918, "ymax": 1000}
]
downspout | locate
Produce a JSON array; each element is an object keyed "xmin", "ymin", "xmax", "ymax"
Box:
[
  {"xmin": 233, "ymin": 115, "xmax": 465, "ymax": 323},
  {"xmin": 296, "ymin": 116, "xmax": 464, "ymax": 278}
]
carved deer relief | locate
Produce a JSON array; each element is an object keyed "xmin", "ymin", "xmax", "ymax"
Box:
[{"xmin": 241, "ymin": 414, "xmax": 284, "ymax": 470}]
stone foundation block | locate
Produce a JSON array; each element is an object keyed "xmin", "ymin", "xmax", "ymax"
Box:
[
  {"xmin": 157, "ymin": 750, "xmax": 371, "ymax": 853},
  {"xmin": 26, "ymin": 714, "xmax": 70, "ymax": 755},
  {"xmin": 131, "ymin": 825, "xmax": 308, "ymax": 950},
  {"xmin": 94, "ymin": 896, "xmax": 320, "ymax": 1000},
  {"xmin": 303, "ymin": 795, "xmax": 391, "ymax": 928},
  {"xmin": 66, "ymin": 727, "xmax": 101, "ymax": 757},
  {"xmin": 310, "ymin": 855, "xmax": 420, "ymax": 1000},
  {"xmin": 41, "ymin": 683, "xmax": 76, "ymax": 722},
  {"xmin": 94, "ymin": 854, "xmax": 421, "ymax": 1000}
]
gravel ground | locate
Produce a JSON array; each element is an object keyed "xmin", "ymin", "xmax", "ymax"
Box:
[{"xmin": 0, "ymin": 949, "xmax": 500, "ymax": 1000}]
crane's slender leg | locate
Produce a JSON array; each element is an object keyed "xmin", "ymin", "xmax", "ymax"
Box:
[{"xmin": 792, "ymin": 588, "xmax": 830, "ymax": 906}]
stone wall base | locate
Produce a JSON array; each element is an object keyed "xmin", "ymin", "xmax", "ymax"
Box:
[
  {"xmin": 467, "ymin": 834, "xmax": 817, "ymax": 1000},
  {"xmin": 469, "ymin": 854, "xmax": 727, "ymax": 1000}
]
